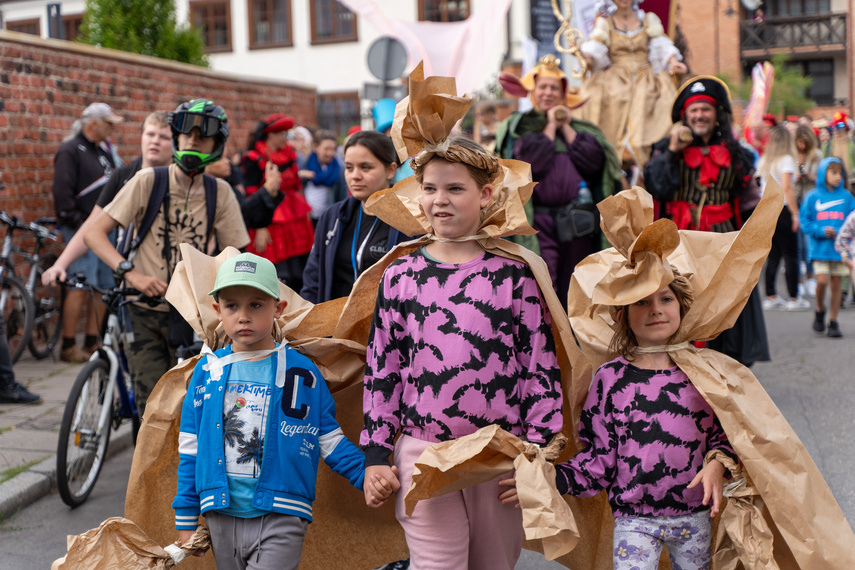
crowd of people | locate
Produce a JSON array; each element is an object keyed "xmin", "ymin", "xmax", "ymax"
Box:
[{"xmin": 2, "ymin": 0, "xmax": 855, "ymax": 568}]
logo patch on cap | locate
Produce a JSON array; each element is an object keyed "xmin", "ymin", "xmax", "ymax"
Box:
[
  {"xmin": 234, "ymin": 261, "xmax": 257, "ymax": 273},
  {"xmin": 690, "ymin": 82, "xmax": 706, "ymax": 93}
]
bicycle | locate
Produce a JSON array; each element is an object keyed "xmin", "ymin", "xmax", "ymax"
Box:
[
  {"xmin": 56, "ymin": 276, "xmax": 149, "ymax": 508},
  {"xmin": 0, "ymin": 211, "xmax": 62, "ymax": 362}
]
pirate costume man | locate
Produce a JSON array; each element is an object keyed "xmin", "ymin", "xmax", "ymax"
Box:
[{"xmin": 644, "ymin": 76, "xmax": 769, "ymax": 367}]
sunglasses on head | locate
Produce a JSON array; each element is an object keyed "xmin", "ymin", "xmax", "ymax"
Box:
[{"xmin": 171, "ymin": 112, "xmax": 222, "ymax": 137}]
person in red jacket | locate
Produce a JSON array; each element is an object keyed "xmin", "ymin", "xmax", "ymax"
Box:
[{"xmin": 241, "ymin": 113, "xmax": 314, "ymax": 292}]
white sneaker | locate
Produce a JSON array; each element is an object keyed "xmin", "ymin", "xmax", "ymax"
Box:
[
  {"xmin": 785, "ymin": 297, "xmax": 811, "ymax": 311},
  {"xmin": 762, "ymin": 297, "xmax": 786, "ymax": 311},
  {"xmin": 805, "ymin": 278, "xmax": 817, "ymax": 297},
  {"xmin": 798, "ymin": 283, "xmax": 806, "ymax": 298}
]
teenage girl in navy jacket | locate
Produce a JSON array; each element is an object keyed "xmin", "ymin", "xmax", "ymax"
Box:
[{"xmin": 301, "ymin": 131, "xmax": 412, "ymax": 303}]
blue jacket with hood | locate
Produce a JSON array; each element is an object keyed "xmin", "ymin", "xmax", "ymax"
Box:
[{"xmin": 800, "ymin": 157, "xmax": 855, "ymax": 262}]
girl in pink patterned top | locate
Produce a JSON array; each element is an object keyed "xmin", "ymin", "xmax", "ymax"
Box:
[
  {"xmin": 554, "ymin": 271, "xmax": 736, "ymax": 570},
  {"xmin": 360, "ymin": 138, "xmax": 563, "ymax": 569}
]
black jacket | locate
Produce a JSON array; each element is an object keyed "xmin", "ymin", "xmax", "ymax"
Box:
[
  {"xmin": 52, "ymin": 133, "xmax": 115, "ymax": 229},
  {"xmin": 301, "ymin": 197, "xmax": 410, "ymax": 304}
]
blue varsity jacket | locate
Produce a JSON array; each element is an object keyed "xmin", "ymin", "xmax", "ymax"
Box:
[{"xmin": 173, "ymin": 345, "xmax": 365, "ymax": 529}]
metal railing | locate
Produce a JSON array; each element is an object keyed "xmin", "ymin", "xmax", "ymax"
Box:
[{"xmin": 740, "ymin": 13, "xmax": 847, "ymax": 53}]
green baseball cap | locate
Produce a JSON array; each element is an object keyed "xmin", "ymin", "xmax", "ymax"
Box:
[{"xmin": 209, "ymin": 253, "xmax": 281, "ymax": 300}]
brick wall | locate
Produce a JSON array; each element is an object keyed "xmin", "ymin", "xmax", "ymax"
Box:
[
  {"xmin": 674, "ymin": 0, "xmax": 743, "ymax": 83},
  {"xmin": 0, "ymin": 31, "xmax": 316, "ymax": 237}
]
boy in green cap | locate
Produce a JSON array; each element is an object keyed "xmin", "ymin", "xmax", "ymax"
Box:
[{"xmin": 173, "ymin": 253, "xmax": 395, "ymax": 568}]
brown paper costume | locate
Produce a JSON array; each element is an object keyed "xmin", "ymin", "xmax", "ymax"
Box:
[
  {"xmin": 565, "ymin": 182, "xmax": 855, "ymax": 568},
  {"xmin": 124, "ymin": 244, "xmax": 405, "ymax": 570},
  {"xmin": 51, "ymin": 518, "xmax": 209, "ymax": 570}
]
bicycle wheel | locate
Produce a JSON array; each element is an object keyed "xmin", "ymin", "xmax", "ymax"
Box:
[
  {"xmin": 57, "ymin": 359, "xmax": 113, "ymax": 508},
  {"xmin": 0, "ymin": 275, "xmax": 34, "ymax": 364},
  {"xmin": 29, "ymin": 254, "xmax": 63, "ymax": 359}
]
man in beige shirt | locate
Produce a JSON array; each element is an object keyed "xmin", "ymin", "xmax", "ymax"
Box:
[{"xmin": 85, "ymin": 100, "xmax": 250, "ymax": 415}]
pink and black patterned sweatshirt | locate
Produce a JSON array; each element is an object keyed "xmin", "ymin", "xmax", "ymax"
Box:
[
  {"xmin": 360, "ymin": 248, "xmax": 563, "ymax": 466},
  {"xmin": 555, "ymin": 357, "xmax": 737, "ymax": 517}
]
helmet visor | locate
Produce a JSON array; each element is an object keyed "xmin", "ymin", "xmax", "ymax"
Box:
[{"xmin": 172, "ymin": 112, "xmax": 222, "ymax": 137}]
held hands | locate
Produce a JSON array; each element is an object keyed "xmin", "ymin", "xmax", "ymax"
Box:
[
  {"xmin": 364, "ymin": 464, "xmax": 401, "ymax": 508},
  {"xmin": 497, "ymin": 474, "xmax": 521, "ymax": 509},
  {"xmin": 687, "ymin": 458, "xmax": 726, "ymax": 517},
  {"xmin": 668, "ymin": 124, "xmax": 694, "ymax": 153},
  {"xmin": 177, "ymin": 529, "xmax": 208, "ymax": 558},
  {"xmin": 825, "ymin": 226, "xmax": 837, "ymax": 238}
]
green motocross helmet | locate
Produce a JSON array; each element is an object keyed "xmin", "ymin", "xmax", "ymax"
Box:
[{"xmin": 169, "ymin": 99, "xmax": 229, "ymax": 176}]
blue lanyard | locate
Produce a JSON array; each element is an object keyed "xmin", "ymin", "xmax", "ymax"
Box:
[{"xmin": 350, "ymin": 208, "xmax": 379, "ymax": 281}]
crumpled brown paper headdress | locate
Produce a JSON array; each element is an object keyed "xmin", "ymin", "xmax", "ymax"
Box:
[
  {"xmin": 367, "ymin": 61, "xmax": 537, "ymax": 240},
  {"xmin": 567, "ymin": 182, "xmax": 782, "ymax": 369}
]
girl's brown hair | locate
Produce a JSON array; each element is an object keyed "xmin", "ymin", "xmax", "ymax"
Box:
[
  {"xmin": 607, "ymin": 269, "xmax": 694, "ymax": 359},
  {"xmin": 411, "ymin": 137, "xmax": 499, "ymax": 188}
]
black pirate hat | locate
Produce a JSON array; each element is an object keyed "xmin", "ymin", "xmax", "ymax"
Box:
[{"xmin": 671, "ymin": 76, "xmax": 732, "ymax": 123}]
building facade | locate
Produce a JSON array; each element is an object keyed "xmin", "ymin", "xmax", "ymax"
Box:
[{"xmin": 2, "ymin": 0, "xmax": 851, "ymax": 128}]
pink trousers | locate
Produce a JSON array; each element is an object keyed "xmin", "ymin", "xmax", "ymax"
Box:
[{"xmin": 393, "ymin": 434, "xmax": 524, "ymax": 570}]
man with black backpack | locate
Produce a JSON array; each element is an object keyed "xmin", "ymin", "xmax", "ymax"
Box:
[{"xmin": 84, "ymin": 100, "xmax": 249, "ymax": 416}]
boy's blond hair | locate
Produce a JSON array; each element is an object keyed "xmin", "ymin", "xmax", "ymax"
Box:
[{"xmin": 143, "ymin": 111, "xmax": 169, "ymax": 130}]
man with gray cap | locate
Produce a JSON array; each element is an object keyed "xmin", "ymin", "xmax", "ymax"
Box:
[{"xmin": 52, "ymin": 102, "xmax": 122, "ymax": 362}]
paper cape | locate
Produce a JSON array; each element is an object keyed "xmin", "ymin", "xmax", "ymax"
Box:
[
  {"xmin": 123, "ymin": 244, "xmax": 407, "ymax": 569},
  {"xmin": 565, "ymin": 182, "xmax": 855, "ymax": 568},
  {"xmin": 52, "ymin": 517, "xmax": 209, "ymax": 570},
  {"xmin": 323, "ymin": 60, "xmax": 620, "ymax": 566}
]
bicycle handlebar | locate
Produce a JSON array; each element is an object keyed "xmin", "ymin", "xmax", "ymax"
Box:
[
  {"xmin": 0, "ymin": 210, "xmax": 59, "ymax": 241},
  {"xmin": 64, "ymin": 274, "xmax": 165, "ymax": 308}
]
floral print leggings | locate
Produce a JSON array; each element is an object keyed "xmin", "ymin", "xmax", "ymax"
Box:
[{"xmin": 613, "ymin": 511, "xmax": 712, "ymax": 570}]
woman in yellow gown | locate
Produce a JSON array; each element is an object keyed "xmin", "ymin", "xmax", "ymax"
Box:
[{"xmin": 578, "ymin": 0, "xmax": 687, "ymax": 167}]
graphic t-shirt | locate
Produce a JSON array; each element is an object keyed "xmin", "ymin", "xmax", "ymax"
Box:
[
  {"xmin": 104, "ymin": 164, "xmax": 249, "ymax": 310},
  {"xmin": 220, "ymin": 357, "xmax": 275, "ymax": 517}
]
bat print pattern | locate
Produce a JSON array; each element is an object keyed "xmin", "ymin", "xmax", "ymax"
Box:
[
  {"xmin": 360, "ymin": 250, "xmax": 563, "ymax": 455},
  {"xmin": 554, "ymin": 357, "xmax": 736, "ymax": 517}
]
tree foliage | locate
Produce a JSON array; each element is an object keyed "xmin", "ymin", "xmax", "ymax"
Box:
[
  {"xmin": 719, "ymin": 54, "xmax": 814, "ymax": 117},
  {"xmin": 79, "ymin": 0, "xmax": 208, "ymax": 67}
]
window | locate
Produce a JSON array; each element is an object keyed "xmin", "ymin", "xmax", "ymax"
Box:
[
  {"xmin": 318, "ymin": 92, "xmax": 360, "ymax": 136},
  {"xmin": 249, "ymin": 0, "xmax": 292, "ymax": 48},
  {"xmin": 310, "ymin": 0, "xmax": 357, "ymax": 44},
  {"xmin": 767, "ymin": 0, "xmax": 831, "ymax": 17},
  {"xmin": 63, "ymin": 14, "xmax": 83, "ymax": 42},
  {"xmin": 190, "ymin": 0, "xmax": 232, "ymax": 52},
  {"xmin": 793, "ymin": 59, "xmax": 835, "ymax": 105},
  {"xmin": 419, "ymin": 0, "xmax": 470, "ymax": 22},
  {"xmin": 6, "ymin": 18, "xmax": 41, "ymax": 36}
]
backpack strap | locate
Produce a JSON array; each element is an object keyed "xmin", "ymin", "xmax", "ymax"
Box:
[
  {"xmin": 202, "ymin": 174, "xmax": 218, "ymax": 242},
  {"xmin": 117, "ymin": 166, "xmax": 170, "ymax": 256}
]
